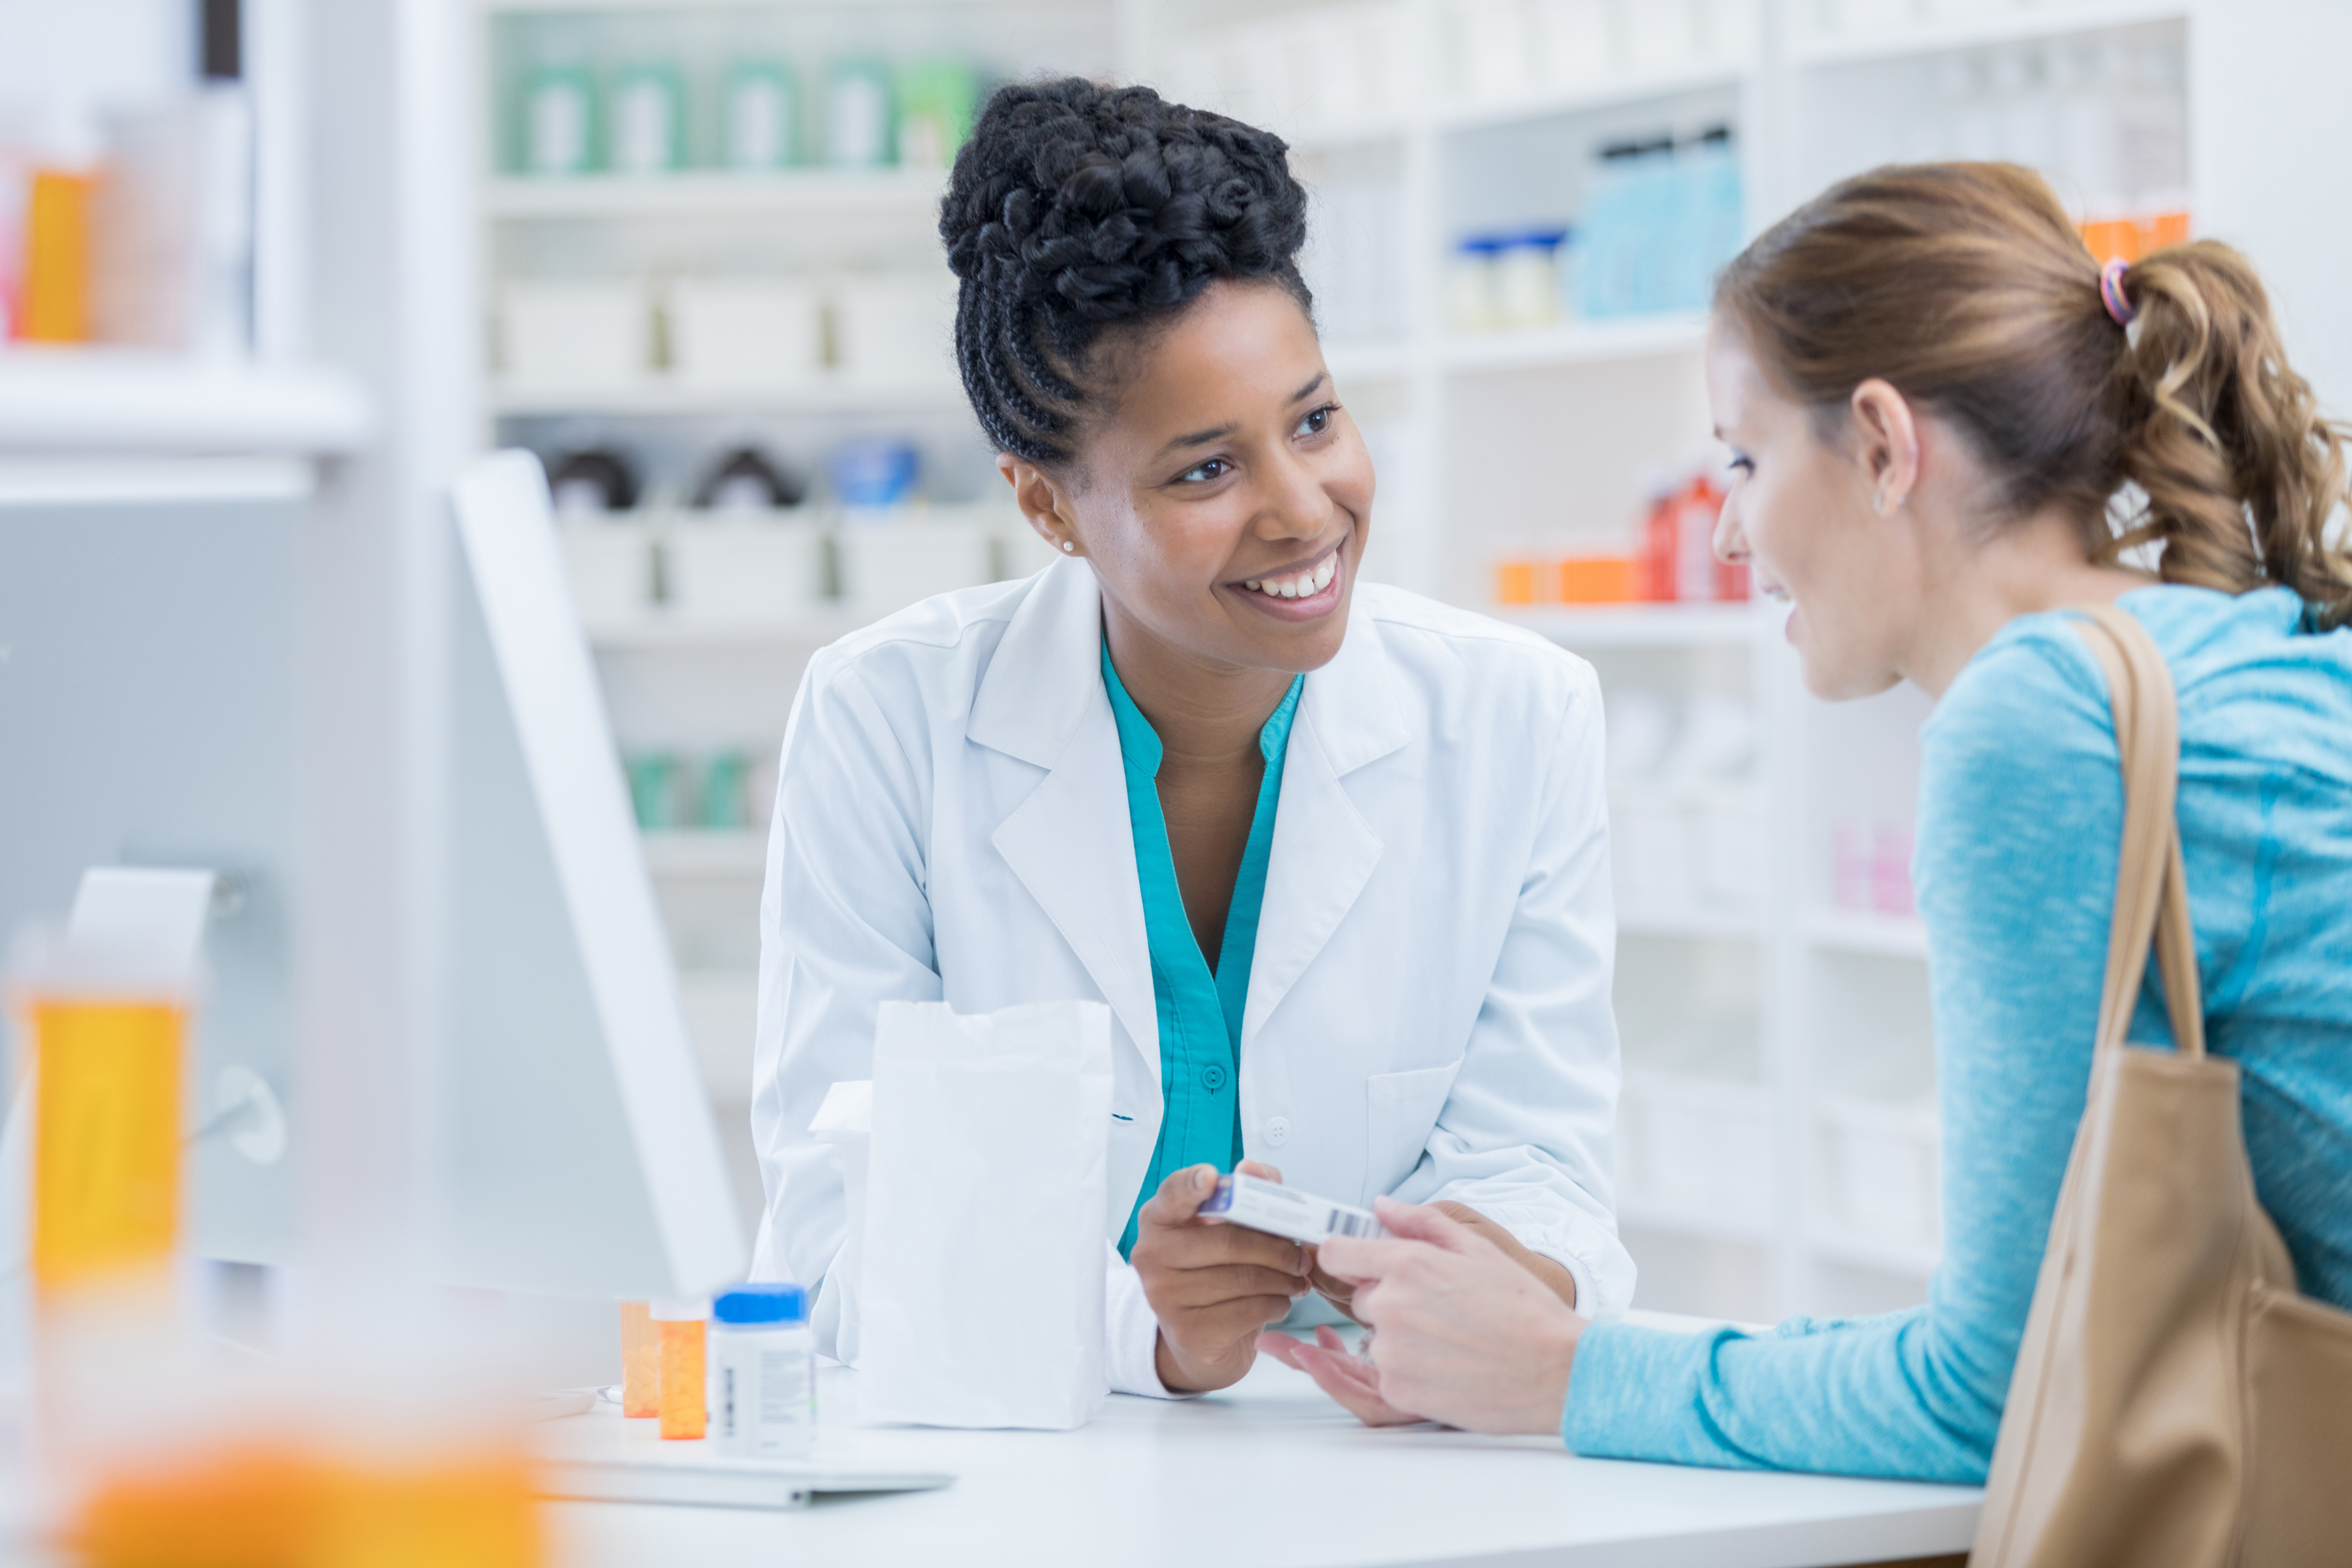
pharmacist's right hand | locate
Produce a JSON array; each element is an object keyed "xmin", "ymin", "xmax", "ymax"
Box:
[{"xmin": 1134, "ymin": 1162, "xmax": 1312, "ymax": 1394}]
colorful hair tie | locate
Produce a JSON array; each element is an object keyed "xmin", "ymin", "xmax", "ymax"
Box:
[{"xmin": 2099, "ymin": 257, "xmax": 2137, "ymax": 327}]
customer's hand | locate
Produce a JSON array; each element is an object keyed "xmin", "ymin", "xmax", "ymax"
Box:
[
  {"xmin": 1311, "ymin": 1196, "xmax": 1588, "ymax": 1435},
  {"xmin": 1133, "ymin": 1160, "xmax": 1311, "ymax": 1394},
  {"xmin": 1428, "ymin": 1201, "xmax": 1579, "ymax": 1309},
  {"xmin": 1297, "ymin": 1201, "xmax": 1574, "ymax": 1324},
  {"xmin": 1258, "ymin": 1325, "xmax": 1423, "ymax": 1426}
]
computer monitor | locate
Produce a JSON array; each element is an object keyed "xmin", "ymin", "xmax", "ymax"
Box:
[{"xmin": 0, "ymin": 454, "xmax": 744, "ymax": 1303}]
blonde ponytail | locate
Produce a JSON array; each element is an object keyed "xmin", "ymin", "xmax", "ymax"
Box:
[
  {"xmin": 1716, "ymin": 163, "xmax": 2352, "ymax": 628},
  {"xmin": 2112, "ymin": 243, "xmax": 2352, "ymax": 626}
]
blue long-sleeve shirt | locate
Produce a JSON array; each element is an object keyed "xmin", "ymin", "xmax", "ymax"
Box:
[{"xmin": 1562, "ymin": 585, "xmax": 2352, "ymax": 1483}]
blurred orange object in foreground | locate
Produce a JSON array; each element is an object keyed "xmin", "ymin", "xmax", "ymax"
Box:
[
  {"xmin": 32, "ymin": 996, "xmax": 184, "ymax": 1294},
  {"xmin": 66, "ymin": 1445, "xmax": 542, "ymax": 1568}
]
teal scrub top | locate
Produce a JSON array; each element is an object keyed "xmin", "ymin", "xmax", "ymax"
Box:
[{"xmin": 1102, "ymin": 642, "xmax": 1304, "ymax": 1258}]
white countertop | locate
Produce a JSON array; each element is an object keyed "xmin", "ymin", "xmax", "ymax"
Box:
[{"xmin": 539, "ymin": 1315, "xmax": 1979, "ymax": 1568}]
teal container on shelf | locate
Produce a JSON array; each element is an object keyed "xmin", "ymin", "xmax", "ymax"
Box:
[
  {"xmin": 624, "ymin": 752, "xmax": 685, "ymax": 831},
  {"xmin": 609, "ymin": 60, "xmax": 687, "ymax": 175},
  {"xmin": 823, "ymin": 58, "xmax": 895, "ymax": 168},
  {"xmin": 520, "ymin": 63, "xmax": 598, "ymax": 176},
  {"xmin": 698, "ymin": 752, "xmax": 752, "ymax": 830},
  {"xmin": 719, "ymin": 58, "xmax": 800, "ymax": 170},
  {"xmin": 895, "ymin": 58, "xmax": 978, "ymax": 172}
]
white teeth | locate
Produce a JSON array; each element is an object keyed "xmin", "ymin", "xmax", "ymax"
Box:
[{"xmin": 1244, "ymin": 554, "xmax": 1338, "ymax": 599}]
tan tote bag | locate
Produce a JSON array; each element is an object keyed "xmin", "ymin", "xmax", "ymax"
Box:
[{"xmin": 1971, "ymin": 605, "xmax": 2352, "ymax": 1568}]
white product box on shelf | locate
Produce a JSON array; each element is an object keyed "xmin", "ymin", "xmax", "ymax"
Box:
[
  {"xmin": 833, "ymin": 275, "xmax": 959, "ymax": 388},
  {"xmin": 1621, "ymin": 0, "xmax": 1699, "ymax": 72},
  {"xmin": 560, "ymin": 523, "xmax": 654, "ymax": 625},
  {"xmin": 1816, "ymin": 1095, "xmax": 1941, "ymax": 1245},
  {"xmin": 677, "ymin": 967, "xmax": 761, "ymax": 1105},
  {"xmin": 1612, "ymin": 784, "xmax": 1765, "ymax": 918},
  {"xmin": 500, "ymin": 279, "xmax": 652, "ymax": 391},
  {"xmin": 1820, "ymin": 0, "xmax": 1920, "ymax": 33},
  {"xmin": 1531, "ymin": 0, "xmax": 1616, "ymax": 90},
  {"xmin": 997, "ymin": 517, "xmax": 1066, "ymax": 581},
  {"xmin": 833, "ymin": 510, "xmax": 1001, "ymax": 622},
  {"xmin": 1450, "ymin": 0, "xmax": 1538, "ymax": 102},
  {"xmin": 665, "ymin": 520, "xmax": 828, "ymax": 625},
  {"xmin": 666, "ymin": 279, "xmax": 823, "ymax": 392},
  {"xmin": 1616, "ymin": 1071, "xmax": 1775, "ymax": 1230},
  {"xmin": 1694, "ymin": 0, "xmax": 1760, "ymax": 59}
]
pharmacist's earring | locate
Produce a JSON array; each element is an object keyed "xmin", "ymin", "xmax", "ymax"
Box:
[{"xmin": 1062, "ymin": 540, "xmax": 1076, "ymax": 554}]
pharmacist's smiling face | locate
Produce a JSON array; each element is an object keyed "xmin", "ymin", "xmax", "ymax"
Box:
[
  {"xmin": 1054, "ymin": 279, "xmax": 1374, "ymax": 676},
  {"xmin": 1706, "ymin": 322, "xmax": 1913, "ymax": 702}
]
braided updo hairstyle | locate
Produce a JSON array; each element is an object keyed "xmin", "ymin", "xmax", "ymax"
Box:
[{"xmin": 939, "ymin": 78, "xmax": 1314, "ymax": 467}]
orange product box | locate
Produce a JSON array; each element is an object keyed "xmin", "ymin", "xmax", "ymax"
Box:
[
  {"xmin": 1558, "ymin": 555, "xmax": 1634, "ymax": 604},
  {"xmin": 1493, "ymin": 558, "xmax": 1540, "ymax": 606}
]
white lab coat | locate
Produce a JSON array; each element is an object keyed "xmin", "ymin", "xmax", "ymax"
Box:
[{"xmin": 749, "ymin": 557, "xmax": 1632, "ymax": 1395}]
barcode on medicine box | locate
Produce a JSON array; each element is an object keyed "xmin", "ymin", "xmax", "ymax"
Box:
[{"xmin": 1322, "ymin": 1208, "xmax": 1380, "ymax": 1239}]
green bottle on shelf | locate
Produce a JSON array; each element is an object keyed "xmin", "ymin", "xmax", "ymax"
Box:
[
  {"xmin": 520, "ymin": 62, "xmax": 598, "ymax": 176},
  {"xmin": 895, "ymin": 58, "xmax": 977, "ymax": 172},
  {"xmin": 720, "ymin": 58, "xmax": 800, "ymax": 171},
  {"xmin": 609, "ymin": 59, "xmax": 686, "ymax": 176},
  {"xmin": 823, "ymin": 58, "xmax": 895, "ymax": 168}
]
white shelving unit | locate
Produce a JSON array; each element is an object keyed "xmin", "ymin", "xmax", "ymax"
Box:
[
  {"xmin": 478, "ymin": 0, "xmax": 2194, "ymax": 1320},
  {"xmin": 0, "ymin": 353, "xmax": 371, "ymax": 458}
]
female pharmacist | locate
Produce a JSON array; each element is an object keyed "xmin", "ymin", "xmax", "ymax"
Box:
[
  {"xmin": 749, "ymin": 79, "xmax": 1633, "ymax": 1397},
  {"xmin": 1272, "ymin": 162, "xmax": 2352, "ymax": 1480}
]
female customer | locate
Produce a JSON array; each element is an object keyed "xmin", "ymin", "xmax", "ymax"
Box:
[
  {"xmin": 749, "ymin": 79, "xmax": 1634, "ymax": 1398},
  {"xmin": 1272, "ymin": 162, "xmax": 2352, "ymax": 1479}
]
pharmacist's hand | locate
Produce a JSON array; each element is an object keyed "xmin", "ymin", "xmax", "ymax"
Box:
[
  {"xmin": 1134, "ymin": 1161, "xmax": 1311, "ymax": 1394},
  {"xmin": 1314, "ymin": 1196, "xmax": 1588, "ymax": 1436},
  {"xmin": 1258, "ymin": 1325, "xmax": 1423, "ymax": 1427}
]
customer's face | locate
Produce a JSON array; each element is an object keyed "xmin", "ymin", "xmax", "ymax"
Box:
[
  {"xmin": 1707, "ymin": 320, "xmax": 1915, "ymax": 701},
  {"xmin": 1005, "ymin": 279, "xmax": 1375, "ymax": 676}
]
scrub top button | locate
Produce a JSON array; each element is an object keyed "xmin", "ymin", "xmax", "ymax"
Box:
[
  {"xmin": 1265, "ymin": 1116, "xmax": 1290, "ymax": 1146},
  {"xmin": 1201, "ymin": 1063, "xmax": 1228, "ymax": 1092}
]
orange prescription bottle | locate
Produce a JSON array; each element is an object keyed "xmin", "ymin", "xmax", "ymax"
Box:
[
  {"xmin": 649, "ymin": 1299, "xmax": 708, "ymax": 1440},
  {"xmin": 30, "ymin": 989, "xmax": 185, "ymax": 1295},
  {"xmin": 19, "ymin": 168, "xmax": 94, "ymax": 343},
  {"xmin": 619, "ymin": 1302, "xmax": 659, "ymax": 1419}
]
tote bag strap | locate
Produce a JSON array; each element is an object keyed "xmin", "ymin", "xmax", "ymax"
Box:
[{"xmin": 2072, "ymin": 604, "xmax": 2206, "ymax": 1062}]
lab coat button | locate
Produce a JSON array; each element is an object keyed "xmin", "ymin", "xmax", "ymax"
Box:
[
  {"xmin": 1265, "ymin": 1116, "xmax": 1290, "ymax": 1146},
  {"xmin": 1201, "ymin": 1063, "xmax": 1228, "ymax": 1092}
]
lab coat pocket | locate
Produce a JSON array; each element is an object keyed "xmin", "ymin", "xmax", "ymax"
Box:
[{"xmin": 1365, "ymin": 1061, "xmax": 1462, "ymax": 1199}]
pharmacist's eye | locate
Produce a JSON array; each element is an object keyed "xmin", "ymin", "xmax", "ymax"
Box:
[
  {"xmin": 1176, "ymin": 457, "xmax": 1232, "ymax": 484},
  {"xmin": 1295, "ymin": 404, "xmax": 1338, "ymax": 439},
  {"xmin": 1727, "ymin": 454, "xmax": 1755, "ymax": 477}
]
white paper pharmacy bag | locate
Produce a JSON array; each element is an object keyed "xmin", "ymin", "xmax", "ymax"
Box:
[{"xmin": 858, "ymin": 1000, "xmax": 1113, "ymax": 1430}]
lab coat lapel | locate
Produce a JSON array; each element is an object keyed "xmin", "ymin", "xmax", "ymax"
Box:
[
  {"xmin": 972, "ymin": 562, "xmax": 1160, "ymax": 1084},
  {"xmin": 1243, "ymin": 600, "xmax": 1408, "ymax": 1043}
]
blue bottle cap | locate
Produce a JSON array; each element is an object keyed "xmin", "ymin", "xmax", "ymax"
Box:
[{"xmin": 713, "ymin": 1284, "xmax": 808, "ymax": 1325}]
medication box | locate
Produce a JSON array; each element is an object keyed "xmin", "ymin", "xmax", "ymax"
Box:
[{"xmin": 1200, "ymin": 1173, "xmax": 1382, "ymax": 1245}]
